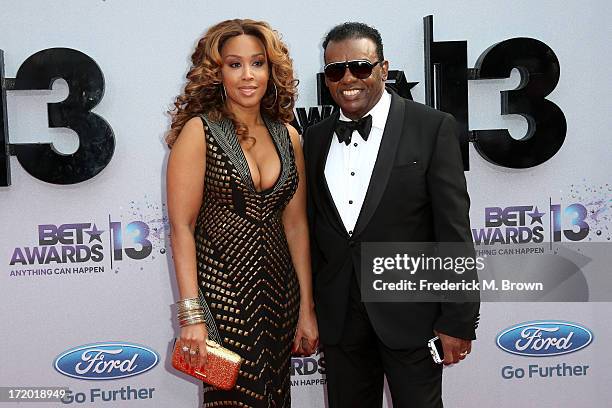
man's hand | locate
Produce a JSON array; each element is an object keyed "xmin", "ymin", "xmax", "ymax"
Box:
[{"xmin": 435, "ymin": 330, "xmax": 472, "ymax": 365}]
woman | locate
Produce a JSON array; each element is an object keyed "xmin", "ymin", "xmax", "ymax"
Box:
[{"xmin": 166, "ymin": 19, "xmax": 318, "ymax": 407}]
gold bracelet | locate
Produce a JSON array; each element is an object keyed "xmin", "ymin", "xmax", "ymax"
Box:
[
  {"xmin": 176, "ymin": 297, "xmax": 206, "ymax": 327},
  {"xmin": 176, "ymin": 297, "xmax": 200, "ymax": 309},
  {"xmin": 179, "ymin": 316, "xmax": 206, "ymax": 327},
  {"xmin": 177, "ymin": 311, "xmax": 205, "ymax": 320}
]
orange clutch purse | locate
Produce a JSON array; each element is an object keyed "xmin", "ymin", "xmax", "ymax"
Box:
[{"xmin": 172, "ymin": 339, "xmax": 242, "ymax": 390}]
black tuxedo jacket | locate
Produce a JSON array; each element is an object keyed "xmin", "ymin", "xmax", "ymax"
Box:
[{"xmin": 303, "ymin": 91, "xmax": 480, "ymax": 349}]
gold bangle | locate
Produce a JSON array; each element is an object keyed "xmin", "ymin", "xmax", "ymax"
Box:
[
  {"xmin": 176, "ymin": 297, "xmax": 200, "ymax": 308},
  {"xmin": 179, "ymin": 317, "xmax": 206, "ymax": 327},
  {"xmin": 177, "ymin": 311, "xmax": 205, "ymax": 320}
]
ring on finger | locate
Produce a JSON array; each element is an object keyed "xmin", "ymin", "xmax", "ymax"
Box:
[
  {"xmin": 182, "ymin": 346, "xmax": 189, "ymax": 353},
  {"xmin": 189, "ymin": 349, "xmax": 198, "ymax": 355}
]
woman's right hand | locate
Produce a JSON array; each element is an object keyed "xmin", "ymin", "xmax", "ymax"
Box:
[{"xmin": 179, "ymin": 323, "xmax": 208, "ymax": 370}]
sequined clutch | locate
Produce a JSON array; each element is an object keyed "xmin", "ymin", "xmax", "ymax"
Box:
[{"xmin": 172, "ymin": 339, "xmax": 242, "ymax": 390}]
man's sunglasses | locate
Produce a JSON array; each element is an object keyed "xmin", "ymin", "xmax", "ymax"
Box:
[{"xmin": 323, "ymin": 59, "xmax": 382, "ymax": 82}]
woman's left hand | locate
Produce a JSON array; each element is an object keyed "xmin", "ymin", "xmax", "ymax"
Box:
[{"xmin": 292, "ymin": 304, "xmax": 319, "ymax": 356}]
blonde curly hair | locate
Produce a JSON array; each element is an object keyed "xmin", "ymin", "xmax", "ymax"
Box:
[{"xmin": 167, "ymin": 19, "xmax": 297, "ymax": 147}]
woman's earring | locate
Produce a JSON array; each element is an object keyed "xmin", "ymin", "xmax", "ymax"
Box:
[
  {"xmin": 272, "ymin": 82, "xmax": 278, "ymax": 106},
  {"xmin": 265, "ymin": 82, "xmax": 278, "ymax": 109},
  {"xmin": 221, "ymin": 84, "xmax": 227, "ymax": 102}
]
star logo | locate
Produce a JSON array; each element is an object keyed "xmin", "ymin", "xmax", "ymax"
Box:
[
  {"xmin": 85, "ymin": 224, "xmax": 105, "ymax": 243},
  {"xmin": 528, "ymin": 207, "xmax": 545, "ymax": 224}
]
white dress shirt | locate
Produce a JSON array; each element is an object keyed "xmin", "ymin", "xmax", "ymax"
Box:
[{"xmin": 324, "ymin": 90, "xmax": 391, "ymax": 235}]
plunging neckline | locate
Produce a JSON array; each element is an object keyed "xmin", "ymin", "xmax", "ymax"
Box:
[{"xmin": 231, "ymin": 117, "xmax": 284, "ymax": 195}]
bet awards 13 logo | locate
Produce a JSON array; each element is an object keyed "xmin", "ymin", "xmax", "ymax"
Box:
[
  {"xmin": 473, "ymin": 203, "xmax": 590, "ymax": 245},
  {"xmin": 9, "ymin": 219, "xmax": 155, "ymax": 273}
]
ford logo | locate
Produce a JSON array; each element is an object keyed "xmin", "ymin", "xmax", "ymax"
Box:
[
  {"xmin": 496, "ymin": 321, "xmax": 593, "ymax": 357},
  {"xmin": 54, "ymin": 342, "xmax": 159, "ymax": 380}
]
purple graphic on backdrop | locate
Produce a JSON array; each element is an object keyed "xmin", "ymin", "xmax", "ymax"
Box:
[
  {"xmin": 474, "ymin": 205, "xmax": 546, "ymax": 245},
  {"xmin": 562, "ymin": 182, "xmax": 611, "ymax": 241},
  {"xmin": 10, "ymin": 223, "xmax": 105, "ymax": 265},
  {"xmin": 6, "ymin": 197, "xmax": 169, "ymax": 277},
  {"xmin": 472, "ymin": 183, "xmax": 611, "ymax": 246}
]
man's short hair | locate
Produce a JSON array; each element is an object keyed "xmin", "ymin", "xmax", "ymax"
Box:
[{"xmin": 323, "ymin": 22, "xmax": 384, "ymax": 61}]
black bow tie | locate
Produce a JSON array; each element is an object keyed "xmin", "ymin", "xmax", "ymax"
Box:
[{"xmin": 335, "ymin": 115, "xmax": 373, "ymax": 145}]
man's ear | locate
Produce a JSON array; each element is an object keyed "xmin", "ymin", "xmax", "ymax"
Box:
[{"xmin": 380, "ymin": 60, "xmax": 389, "ymax": 81}]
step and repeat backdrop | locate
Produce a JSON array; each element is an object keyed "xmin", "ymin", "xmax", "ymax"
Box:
[{"xmin": 1, "ymin": 1, "xmax": 610, "ymax": 407}]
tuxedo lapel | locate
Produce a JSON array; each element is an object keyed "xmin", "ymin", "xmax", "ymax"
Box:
[
  {"xmin": 312, "ymin": 112, "xmax": 349, "ymax": 237},
  {"xmin": 352, "ymin": 92, "xmax": 405, "ymax": 237}
]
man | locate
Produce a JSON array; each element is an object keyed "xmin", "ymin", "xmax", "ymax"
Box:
[{"xmin": 303, "ymin": 22, "xmax": 480, "ymax": 407}]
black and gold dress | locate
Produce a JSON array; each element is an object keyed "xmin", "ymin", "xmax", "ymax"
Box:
[{"xmin": 195, "ymin": 114, "xmax": 300, "ymax": 407}]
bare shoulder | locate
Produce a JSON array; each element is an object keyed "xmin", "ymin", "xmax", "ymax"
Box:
[{"xmin": 171, "ymin": 117, "xmax": 206, "ymax": 153}]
